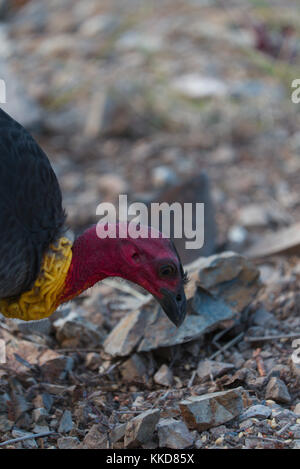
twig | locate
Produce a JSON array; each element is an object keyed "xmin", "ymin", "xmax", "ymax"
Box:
[
  {"xmin": 245, "ymin": 333, "xmax": 300, "ymax": 343},
  {"xmin": 253, "ymin": 348, "xmax": 266, "ymax": 377},
  {"xmin": 116, "ymin": 410, "xmax": 149, "ymax": 414},
  {"xmin": 56, "ymin": 348, "xmax": 102, "ymax": 353},
  {"xmin": 210, "ymin": 332, "xmax": 244, "ymax": 360},
  {"xmin": 188, "ymin": 370, "xmax": 197, "ymax": 388},
  {"xmin": 276, "ymin": 422, "xmax": 291, "ymax": 436},
  {"xmin": 245, "ymin": 435, "xmax": 290, "ymax": 445},
  {"xmin": 0, "ymin": 431, "xmax": 56, "ymax": 447},
  {"xmin": 212, "ymin": 325, "xmax": 234, "ymax": 350}
]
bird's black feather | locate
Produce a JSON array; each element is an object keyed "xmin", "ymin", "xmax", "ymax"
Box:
[{"xmin": 0, "ymin": 108, "xmax": 66, "ymax": 298}]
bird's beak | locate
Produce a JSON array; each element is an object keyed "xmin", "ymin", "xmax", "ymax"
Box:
[{"xmin": 156, "ymin": 285, "xmax": 187, "ymax": 327}]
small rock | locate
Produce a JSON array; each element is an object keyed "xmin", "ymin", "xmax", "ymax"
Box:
[
  {"xmin": 124, "ymin": 409, "xmax": 160, "ymax": 448},
  {"xmin": 172, "ymin": 74, "xmax": 228, "ymax": 99},
  {"xmin": 195, "ymin": 251, "xmax": 260, "ymax": 313},
  {"xmin": 246, "ymin": 222, "xmax": 300, "ymax": 258},
  {"xmin": 290, "ymin": 424, "xmax": 300, "ymax": 439},
  {"xmin": 33, "ymin": 407, "xmax": 48, "ymax": 425},
  {"xmin": 239, "ymin": 404, "xmax": 272, "ymax": 421},
  {"xmin": 237, "ymin": 204, "xmax": 269, "ymax": 229},
  {"xmin": 39, "ymin": 352, "xmax": 74, "ymax": 381},
  {"xmin": 110, "ymin": 423, "xmax": 127, "ymax": 445},
  {"xmin": 228, "ymin": 225, "xmax": 248, "ymax": 246},
  {"xmin": 239, "ymin": 418, "xmax": 254, "ymax": 430},
  {"xmin": 120, "ymin": 354, "xmax": 148, "ymax": 384},
  {"xmin": 57, "ymin": 436, "xmax": 80, "ymax": 449},
  {"xmin": 81, "ymin": 424, "xmax": 108, "ymax": 449},
  {"xmin": 157, "ymin": 418, "xmax": 194, "ymax": 449},
  {"xmin": 104, "ymin": 308, "xmax": 148, "ymax": 357},
  {"xmin": 154, "ymin": 364, "xmax": 173, "ymax": 387},
  {"xmin": 17, "ymin": 318, "xmax": 52, "ymax": 336},
  {"xmin": 32, "ymin": 425, "xmax": 50, "ymax": 434},
  {"xmin": 179, "ymin": 388, "xmax": 245, "ymax": 431},
  {"xmin": 265, "ymin": 378, "xmax": 291, "ymax": 404},
  {"xmin": 0, "ymin": 392, "xmax": 10, "ymax": 412},
  {"xmin": 294, "ymin": 403, "xmax": 300, "ymax": 415},
  {"xmin": 0, "ymin": 414, "xmax": 13, "ymax": 432},
  {"xmin": 197, "ymin": 359, "xmax": 234, "ymax": 381},
  {"xmin": 53, "ymin": 311, "xmax": 103, "ymax": 348},
  {"xmin": 291, "ymin": 360, "xmax": 300, "ymax": 378},
  {"xmin": 251, "ymin": 308, "xmax": 274, "ymax": 327},
  {"xmin": 58, "ymin": 410, "xmax": 73, "ymax": 434},
  {"xmin": 152, "ymin": 166, "xmax": 177, "ymax": 188},
  {"xmin": 85, "ymin": 352, "xmax": 102, "ymax": 371}
]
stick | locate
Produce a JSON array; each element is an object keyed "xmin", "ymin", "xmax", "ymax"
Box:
[
  {"xmin": 210, "ymin": 332, "xmax": 244, "ymax": 360},
  {"xmin": 245, "ymin": 333, "xmax": 300, "ymax": 343},
  {"xmin": 253, "ymin": 348, "xmax": 266, "ymax": 377},
  {"xmin": 0, "ymin": 431, "xmax": 56, "ymax": 447}
]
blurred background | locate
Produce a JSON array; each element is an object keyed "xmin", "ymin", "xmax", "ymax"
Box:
[{"xmin": 1, "ymin": 0, "xmax": 300, "ymax": 261}]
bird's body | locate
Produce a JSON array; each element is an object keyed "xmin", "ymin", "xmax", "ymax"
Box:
[
  {"xmin": 0, "ymin": 109, "xmax": 66, "ymax": 299},
  {"xmin": 0, "ymin": 108, "xmax": 187, "ymax": 326}
]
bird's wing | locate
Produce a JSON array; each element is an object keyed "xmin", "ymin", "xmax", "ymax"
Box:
[{"xmin": 0, "ymin": 108, "xmax": 66, "ymax": 298}]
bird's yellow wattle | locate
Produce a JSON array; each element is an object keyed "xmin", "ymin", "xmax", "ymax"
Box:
[{"xmin": 0, "ymin": 237, "xmax": 73, "ymax": 321}]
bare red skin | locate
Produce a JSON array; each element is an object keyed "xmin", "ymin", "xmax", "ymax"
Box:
[{"xmin": 58, "ymin": 223, "xmax": 182, "ymax": 306}]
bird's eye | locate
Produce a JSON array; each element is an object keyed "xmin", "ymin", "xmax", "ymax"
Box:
[
  {"xmin": 132, "ymin": 252, "xmax": 141, "ymax": 264},
  {"xmin": 159, "ymin": 264, "xmax": 177, "ymax": 279}
]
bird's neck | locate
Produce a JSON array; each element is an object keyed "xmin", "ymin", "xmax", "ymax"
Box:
[{"xmin": 59, "ymin": 225, "xmax": 122, "ymax": 304}]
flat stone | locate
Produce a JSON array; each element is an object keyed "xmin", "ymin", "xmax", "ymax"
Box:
[
  {"xmin": 194, "ymin": 251, "xmax": 260, "ymax": 314},
  {"xmin": 179, "ymin": 388, "xmax": 245, "ymax": 431},
  {"xmin": 33, "ymin": 407, "xmax": 48, "ymax": 425},
  {"xmin": 81, "ymin": 424, "xmax": 108, "ymax": 449},
  {"xmin": 0, "ymin": 414, "xmax": 13, "ymax": 432},
  {"xmin": 239, "ymin": 404, "xmax": 272, "ymax": 421},
  {"xmin": 53, "ymin": 311, "xmax": 103, "ymax": 348},
  {"xmin": 124, "ymin": 409, "xmax": 160, "ymax": 448},
  {"xmin": 265, "ymin": 378, "xmax": 291, "ymax": 404},
  {"xmin": 120, "ymin": 354, "xmax": 148, "ymax": 384},
  {"xmin": 251, "ymin": 308, "xmax": 274, "ymax": 327},
  {"xmin": 197, "ymin": 359, "xmax": 234, "ymax": 381},
  {"xmin": 154, "ymin": 364, "xmax": 173, "ymax": 387},
  {"xmin": 157, "ymin": 418, "xmax": 194, "ymax": 449},
  {"xmin": 57, "ymin": 436, "xmax": 80, "ymax": 449},
  {"xmin": 39, "ymin": 352, "xmax": 74, "ymax": 381},
  {"xmin": 294, "ymin": 403, "xmax": 300, "ymax": 415},
  {"xmin": 104, "ymin": 309, "xmax": 147, "ymax": 357},
  {"xmin": 58, "ymin": 410, "xmax": 73, "ymax": 433},
  {"xmin": 246, "ymin": 222, "xmax": 300, "ymax": 258}
]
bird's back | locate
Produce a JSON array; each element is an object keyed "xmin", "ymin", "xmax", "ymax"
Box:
[{"xmin": 0, "ymin": 108, "xmax": 66, "ymax": 298}]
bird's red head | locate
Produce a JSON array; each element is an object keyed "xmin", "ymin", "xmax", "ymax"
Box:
[{"xmin": 59, "ymin": 223, "xmax": 187, "ymax": 327}]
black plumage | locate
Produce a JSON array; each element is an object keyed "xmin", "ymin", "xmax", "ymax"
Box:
[{"xmin": 0, "ymin": 108, "xmax": 66, "ymax": 298}]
